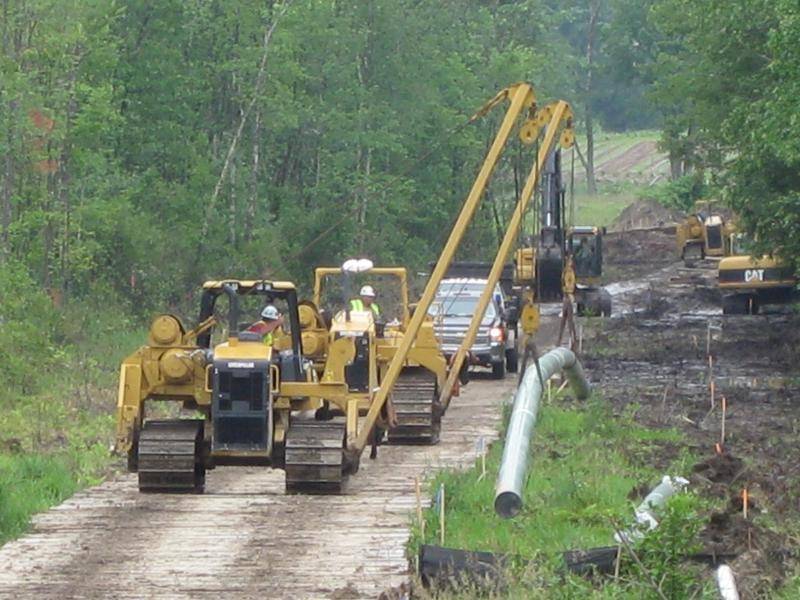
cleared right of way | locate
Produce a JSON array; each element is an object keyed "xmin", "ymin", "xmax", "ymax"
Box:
[{"xmin": 0, "ymin": 376, "xmax": 515, "ymax": 600}]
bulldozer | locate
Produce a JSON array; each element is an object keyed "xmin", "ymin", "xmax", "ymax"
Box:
[
  {"xmin": 676, "ymin": 205, "xmax": 736, "ymax": 267},
  {"xmin": 308, "ymin": 261, "xmax": 452, "ymax": 444},
  {"xmin": 116, "ymin": 279, "xmax": 398, "ymax": 494}
]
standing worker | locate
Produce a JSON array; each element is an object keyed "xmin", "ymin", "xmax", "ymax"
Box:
[
  {"xmin": 247, "ymin": 304, "xmax": 284, "ymax": 345},
  {"xmin": 350, "ymin": 285, "xmax": 381, "ymax": 318}
]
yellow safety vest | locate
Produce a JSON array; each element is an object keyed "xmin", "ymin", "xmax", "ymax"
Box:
[{"xmin": 350, "ymin": 299, "xmax": 380, "ymax": 316}]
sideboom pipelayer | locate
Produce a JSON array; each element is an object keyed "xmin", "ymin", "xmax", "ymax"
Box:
[{"xmin": 114, "ymin": 82, "xmax": 581, "ymax": 494}]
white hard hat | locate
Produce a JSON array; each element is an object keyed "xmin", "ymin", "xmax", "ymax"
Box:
[
  {"xmin": 261, "ymin": 305, "xmax": 280, "ymax": 320},
  {"xmin": 359, "ymin": 285, "xmax": 376, "ymax": 297}
]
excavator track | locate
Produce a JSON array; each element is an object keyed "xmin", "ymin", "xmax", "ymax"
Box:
[
  {"xmin": 285, "ymin": 418, "xmax": 346, "ymax": 494},
  {"xmin": 387, "ymin": 368, "xmax": 440, "ymax": 445},
  {"xmin": 137, "ymin": 419, "xmax": 206, "ymax": 493}
]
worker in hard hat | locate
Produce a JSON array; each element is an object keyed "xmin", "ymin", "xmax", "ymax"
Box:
[
  {"xmin": 247, "ymin": 304, "xmax": 284, "ymax": 345},
  {"xmin": 350, "ymin": 285, "xmax": 381, "ymax": 317}
]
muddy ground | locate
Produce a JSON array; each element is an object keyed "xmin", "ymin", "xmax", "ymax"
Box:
[{"xmin": 582, "ymin": 229, "xmax": 800, "ymax": 596}]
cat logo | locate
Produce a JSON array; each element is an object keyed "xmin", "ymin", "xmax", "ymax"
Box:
[{"xmin": 744, "ymin": 269, "xmax": 765, "ymax": 282}]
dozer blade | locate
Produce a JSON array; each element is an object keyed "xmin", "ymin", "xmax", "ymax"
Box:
[
  {"xmin": 387, "ymin": 368, "xmax": 440, "ymax": 445},
  {"xmin": 137, "ymin": 419, "xmax": 205, "ymax": 493},
  {"xmin": 285, "ymin": 419, "xmax": 346, "ymax": 494}
]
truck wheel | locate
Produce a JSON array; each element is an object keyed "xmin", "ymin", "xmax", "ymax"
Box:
[
  {"xmin": 492, "ymin": 360, "xmax": 506, "ymax": 379},
  {"xmin": 505, "ymin": 348, "xmax": 519, "ymax": 374}
]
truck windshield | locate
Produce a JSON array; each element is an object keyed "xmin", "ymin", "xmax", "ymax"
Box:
[{"xmin": 431, "ymin": 296, "xmax": 496, "ymax": 318}]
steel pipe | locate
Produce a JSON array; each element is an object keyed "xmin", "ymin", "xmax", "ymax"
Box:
[{"xmin": 494, "ymin": 347, "xmax": 590, "ymax": 518}]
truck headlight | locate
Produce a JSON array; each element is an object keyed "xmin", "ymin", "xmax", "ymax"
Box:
[{"xmin": 490, "ymin": 327, "xmax": 504, "ymax": 342}]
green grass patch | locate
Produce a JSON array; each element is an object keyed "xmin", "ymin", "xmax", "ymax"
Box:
[
  {"xmin": 0, "ymin": 261, "xmax": 150, "ymax": 544},
  {"xmin": 410, "ymin": 396, "xmax": 709, "ymax": 597},
  {"xmin": 0, "ymin": 454, "xmax": 79, "ymax": 543},
  {"xmin": 569, "ymin": 177, "xmax": 652, "ymax": 229},
  {"xmin": 413, "ymin": 399, "xmax": 684, "ymax": 556}
]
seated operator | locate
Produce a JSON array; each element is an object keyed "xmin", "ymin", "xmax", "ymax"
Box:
[
  {"xmin": 246, "ymin": 304, "xmax": 285, "ymax": 345},
  {"xmin": 350, "ymin": 285, "xmax": 381, "ymax": 319}
]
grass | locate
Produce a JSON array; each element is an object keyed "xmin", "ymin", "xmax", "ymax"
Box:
[
  {"xmin": 413, "ymin": 397, "xmax": 686, "ymax": 556},
  {"xmin": 409, "ymin": 393, "xmax": 705, "ymax": 597},
  {"xmin": 0, "ymin": 299, "xmax": 148, "ymax": 544},
  {"xmin": 573, "ymin": 187, "xmax": 641, "ymax": 229},
  {"xmin": 0, "ymin": 454, "xmax": 79, "ymax": 543}
]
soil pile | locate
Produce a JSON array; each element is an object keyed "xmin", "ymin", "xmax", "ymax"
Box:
[{"xmin": 609, "ymin": 199, "xmax": 683, "ymax": 232}]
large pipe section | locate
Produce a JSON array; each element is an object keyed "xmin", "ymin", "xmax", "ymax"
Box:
[{"xmin": 494, "ymin": 347, "xmax": 590, "ymax": 518}]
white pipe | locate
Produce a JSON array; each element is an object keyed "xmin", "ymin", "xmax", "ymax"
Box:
[
  {"xmin": 494, "ymin": 347, "xmax": 590, "ymax": 518},
  {"xmin": 614, "ymin": 476, "xmax": 689, "ymax": 543},
  {"xmin": 716, "ymin": 565, "xmax": 740, "ymax": 600}
]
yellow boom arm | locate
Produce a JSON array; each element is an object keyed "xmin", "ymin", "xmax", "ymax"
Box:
[
  {"xmin": 352, "ymin": 83, "xmax": 537, "ymax": 451},
  {"xmin": 438, "ymin": 101, "xmax": 575, "ymax": 407}
]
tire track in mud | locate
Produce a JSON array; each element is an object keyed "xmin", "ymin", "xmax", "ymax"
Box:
[{"xmin": 0, "ymin": 377, "xmax": 515, "ymax": 599}]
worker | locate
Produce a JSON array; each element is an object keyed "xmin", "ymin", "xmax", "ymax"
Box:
[
  {"xmin": 247, "ymin": 304, "xmax": 284, "ymax": 345},
  {"xmin": 350, "ymin": 285, "xmax": 381, "ymax": 317},
  {"xmin": 575, "ymin": 237, "xmax": 594, "ymax": 271}
]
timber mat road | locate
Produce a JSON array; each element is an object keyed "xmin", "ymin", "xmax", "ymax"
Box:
[{"xmin": 0, "ymin": 376, "xmax": 516, "ymax": 599}]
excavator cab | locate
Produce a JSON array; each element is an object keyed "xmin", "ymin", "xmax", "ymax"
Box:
[
  {"xmin": 704, "ymin": 215, "xmax": 725, "ymax": 256},
  {"xmin": 569, "ymin": 227, "xmax": 603, "ymax": 281}
]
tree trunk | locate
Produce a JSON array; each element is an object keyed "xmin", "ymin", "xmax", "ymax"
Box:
[
  {"xmin": 1, "ymin": 106, "xmax": 12, "ymax": 259},
  {"xmin": 246, "ymin": 109, "xmax": 260, "ymax": 242},
  {"xmin": 59, "ymin": 50, "xmax": 79, "ymax": 298},
  {"xmin": 229, "ymin": 159, "xmax": 237, "ymax": 247},
  {"xmin": 358, "ymin": 147, "xmax": 371, "ymax": 252},
  {"xmin": 584, "ymin": 0, "xmax": 601, "ymax": 195},
  {"xmin": 1, "ymin": 0, "xmax": 12, "ymax": 259}
]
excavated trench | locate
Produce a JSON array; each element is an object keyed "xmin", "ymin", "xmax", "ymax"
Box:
[{"xmin": 580, "ymin": 231, "xmax": 800, "ymax": 596}]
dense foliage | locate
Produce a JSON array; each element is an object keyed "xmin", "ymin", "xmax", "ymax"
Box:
[
  {"xmin": 646, "ymin": 0, "xmax": 800, "ymax": 269},
  {"xmin": 0, "ymin": 0, "xmax": 668, "ymax": 317}
]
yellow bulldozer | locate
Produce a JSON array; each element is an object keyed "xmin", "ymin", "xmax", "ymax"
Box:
[
  {"xmin": 116, "ymin": 279, "xmax": 401, "ymax": 494},
  {"xmin": 676, "ymin": 205, "xmax": 736, "ymax": 267},
  {"xmin": 308, "ymin": 261, "xmax": 454, "ymax": 444}
]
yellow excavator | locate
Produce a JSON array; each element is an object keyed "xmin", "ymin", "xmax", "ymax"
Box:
[
  {"xmin": 115, "ymin": 82, "xmax": 574, "ymax": 494},
  {"xmin": 719, "ymin": 235, "xmax": 797, "ymax": 314},
  {"xmin": 512, "ymin": 147, "xmax": 610, "ymax": 317}
]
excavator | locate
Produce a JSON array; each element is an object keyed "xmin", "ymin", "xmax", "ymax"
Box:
[
  {"xmin": 512, "ymin": 148, "xmax": 611, "ymax": 317},
  {"xmin": 719, "ymin": 235, "xmax": 797, "ymax": 314},
  {"xmin": 115, "ymin": 82, "xmax": 573, "ymax": 494}
]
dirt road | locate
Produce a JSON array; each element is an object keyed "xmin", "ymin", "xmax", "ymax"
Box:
[{"xmin": 0, "ymin": 376, "xmax": 515, "ymax": 599}]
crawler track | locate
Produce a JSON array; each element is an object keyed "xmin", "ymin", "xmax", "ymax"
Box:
[
  {"xmin": 387, "ymin": 368, "xmax": 440, "ymax": 445},
  {"xmin": 285, "ymin": 419, "xmax": 346, "ymax": 494},
  {"xmin": 137, "ymin": 419, "xmax": 205, "ymax": 493}
]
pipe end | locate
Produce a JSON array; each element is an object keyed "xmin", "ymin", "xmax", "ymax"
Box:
[{"xmin": 494, "ymin": 492, "xmax": 522, "ymax": 519}]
